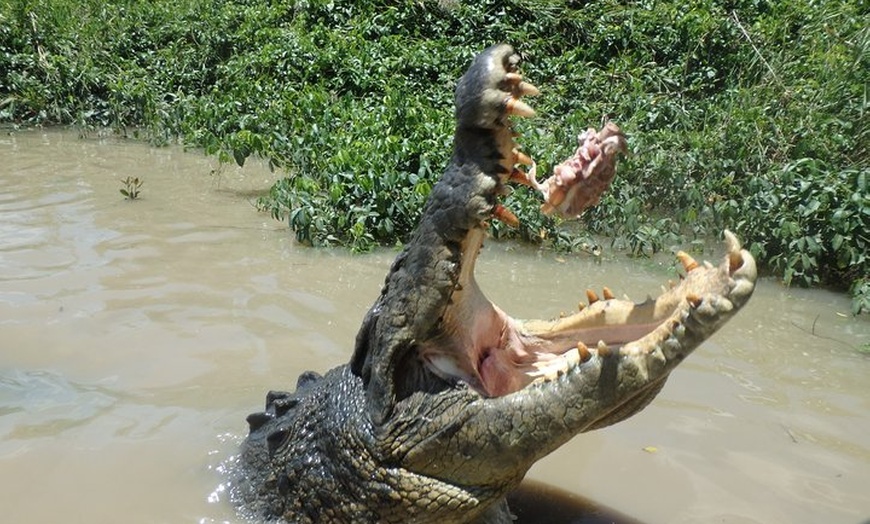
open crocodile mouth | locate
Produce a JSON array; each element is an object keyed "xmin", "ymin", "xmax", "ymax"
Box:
[
  {"xmin": 418, "ymin": 47, "xmax": 757, "ymax": 399},
  {"xmin": 421, "ymin": 232, "xmax": 756, "ymax": 398}
]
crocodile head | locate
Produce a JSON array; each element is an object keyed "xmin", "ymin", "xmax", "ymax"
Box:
[
  {"xmin": 348, "ymin": 44, "xmax": 756, "ymax": 517},
  {"xmin": 238, "ymin": 44, "xmax": 757, "ymax": 524}
]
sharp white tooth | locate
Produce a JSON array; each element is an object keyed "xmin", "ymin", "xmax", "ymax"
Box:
[
  {"xmin": 677, "ymin": 251, "xmax": 699, "ymax": 272},
  {"xmin": 724, "ymin": 229, "xmax": 741, "ymax": 253},
  {"xmin": 564, "ymin": 347, "xmax": 580, "ymax": 366},
  {"xmin": 728, "ymin": 251, "xmax": 744, "ymax": 274},
  {"xmin": 576, "ymin": 342, "xmax": 591, "ymax": 363},
  {"xmin": 586, "ymin": 289, "xmax": 599, "ymax": 304},
  {"xmin": 520, "ymin": 83, "xmax": 540, "ymax": 96},
  {"xmin": 506, "ymin": 98, "xmax": 536, "ymax": 118},
  {"xmin": 541, "ymin": 368, "xmax": 559, "ymax": 381},
  {"xmin": 596, "ymin": 340, "xmax": 612, "ymax": 357}
]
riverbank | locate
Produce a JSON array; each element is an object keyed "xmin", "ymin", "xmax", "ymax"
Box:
[{"xmin": 1, "ymin": 0, "xmax": 866, "ymax": 311}]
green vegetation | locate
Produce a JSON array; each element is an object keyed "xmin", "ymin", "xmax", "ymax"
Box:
[
  {"xmin": 1, "ymin": 0, "xmax": 867, "ymax": 312},
  {"xmin": 120, "ymin": 176, "xmax": 143, "ymax": 200}
]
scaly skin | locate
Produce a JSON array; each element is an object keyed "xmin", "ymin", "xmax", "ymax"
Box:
[{"xmin": 233, "ymin": 44, "xmax": 757, "ymax": 524}]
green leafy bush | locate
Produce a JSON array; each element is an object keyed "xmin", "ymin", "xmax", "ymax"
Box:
[{"xmin": 1, "ymin": 0, "xmax": 867, "ymax": 312}]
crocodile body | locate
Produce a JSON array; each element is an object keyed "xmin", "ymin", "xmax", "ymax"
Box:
[{"xmin": 233, "ymin": 44, "xmax": 757, "ymax": 523}]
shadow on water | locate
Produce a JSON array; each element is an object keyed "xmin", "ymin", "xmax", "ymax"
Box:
[{"xmin": 510, "ymin": 480, "xmax": 644, "ymax": 524}]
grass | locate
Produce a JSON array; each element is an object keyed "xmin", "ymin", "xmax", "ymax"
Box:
[{"xmin": 1, "ymin": 0, "xmax": 867, "ymax": 313}]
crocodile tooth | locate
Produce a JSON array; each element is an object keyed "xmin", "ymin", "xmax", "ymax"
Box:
[
  {"xmin": 505, "ymin": 73, "xmax": 541, "ymax": 95},
  {"xmin": 729, "ymin": 251, "xmax": 744, "ymax": 275},
  {"xmin": 602, "ymin": 287, "xmax": 615, "ymax": 300},
  {"xmin": 512, "ymin": 148, "xmax": 533, "ymax": 166},
  {"xmin": 509, "ymin": 167, "xmax": 533, "ymax": 187},
  {"xmin": 676, "ymin": 251, "xmax": 699, "ymax": 272},
  {"xmin": 577, "ymin": 301, "xmax": 586, "ymax": 312},
  {"xmin": 703, "ymin": 260, "xmax": 714, "ymax": 269},
  {"xmin": 686, "ymin": 293, "xmax": 702, "ymax": 308},
  {"xmin": 576, "ymin": 342, "xmax": 591, "ymax": 363},
  {"xmin": 504, "ymin": 72, "xmax": 523, "ymax": 83},
  {"xmin": 506, "ymin": 97, "xmax": 536, "ymax": 117},
  {"xmin": 564, "ymin": 346, "xmax": 581, "ymax": 366},
  {"xmin": 493, "ymin": 204, "xmax": 519, "ymax": 227},
  {"xmin": 586, "ymin": 289, "xmax": 599, "ymax": 304},
  {"xmin": 518, "ymin": 82, "xmax": 540, "ymax": 96},
  {"xmin": 724, "ymin": 229, "xmax": 741, "ymax": 253},
  {"xmin": 596, "ymin": 340, "xmax": 612, "ymax": 358}
]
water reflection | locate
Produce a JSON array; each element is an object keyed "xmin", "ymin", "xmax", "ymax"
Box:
[{"xmin": 1, "ymin": 130, "xmax": 868, "ymax": 523}]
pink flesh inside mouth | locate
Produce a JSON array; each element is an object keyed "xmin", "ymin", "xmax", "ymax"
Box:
[
  {"xmin": 419, "ymin": 269, "xmax": 670, "ymax": 398},
  {"xmin": 418, "ymin": 235, "xmax": 750, "ymax": 398}
]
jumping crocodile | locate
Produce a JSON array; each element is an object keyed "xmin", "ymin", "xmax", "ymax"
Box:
[{"xmin": 233, "ymin": 44, "xmax": 757, "ymax": 523}]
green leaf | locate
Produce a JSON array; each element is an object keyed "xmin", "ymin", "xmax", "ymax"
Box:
[
  {"xmin": 832, "ymin": 234, "xmax": 844, "ymax": 251},
  {"xmin": 233, "ymin": 149, "xmax": 247, "ymax": 168}
]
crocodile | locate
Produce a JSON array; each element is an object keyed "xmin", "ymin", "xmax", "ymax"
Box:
[{"xmin": 233, "ymin": 44, "xmax": 757, "ymax": 523}]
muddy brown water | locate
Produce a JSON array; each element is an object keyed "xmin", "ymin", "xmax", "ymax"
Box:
[{"xmin": 1, "ymin": 129, "xmax": 869, "ymax": 524}]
